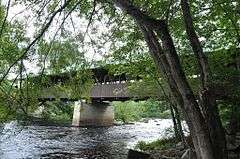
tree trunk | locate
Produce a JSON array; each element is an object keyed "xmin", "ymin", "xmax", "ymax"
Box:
[
  {"xmin": 180, "ymin": 0, "xmax": 227, "ymax": 158},
  {"xmin": 156, "ymin": 21, "xmax": 214, "ymax": 159},
  {"xmin": 170, "ymin": 104, "xmax": 181, "ymax": 141},
  {"xmin": 112, "ymin": 1, "xmax": 216, "ymax": 158},
  {"xmin": 136, "ymin": 21, "xmax": 201, "ymax": 157},
  {"xmin": 154, "ymin": 73, "xmax": 185, "ymax": 143},
  {"xmin": 172, "ymin": 104, "xmax": 186, "ymax": 146}
]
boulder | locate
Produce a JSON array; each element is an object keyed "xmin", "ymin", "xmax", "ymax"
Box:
[{"xmin": 127, "ymin": 149, "xmax": 151, "ymax": 159}]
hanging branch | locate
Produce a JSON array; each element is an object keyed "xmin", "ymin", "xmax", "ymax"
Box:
[
  {"xmin": 83, "ymin": 0, "xmax": 97, "ymax": 39},
  {"xmin": 0, "ymin": 0, "xmax": 74, "ymax": 85},
  {"xmin": 9, "ymin": 1, "xmax": 46, "ymax": 23},
  {"xmin": 0, "ymin": 0, "xmax": 11, "ymax": 39},
  {"xmin": 8, "ymin": 73, "xmax": 20, "ymax": 94},
  {"xmin": 217, "ymin": 2, "xmax": 240, "ymax": 45},
  {"xmin": 39, "ymin": 0, "xmax": 81, "ymax": 81},
  {"xmin": 36, "ymin": 0, "xmax": 52, "ymax": 19},
  {"xmin": 70, "ymin": 14, "xmax": 76, "ymax": 32},
  {"xmin": 19, "ymin": 59, "xmax": 24, "ymax": 103}
]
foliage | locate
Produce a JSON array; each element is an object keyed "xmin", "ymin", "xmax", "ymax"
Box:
[
  {"xmin": 37, "ymin": 39, "xmax": 88, "ymax": 74},
  {"xmin": 218, "ymin": 102, "xmax": 233, "ymax": 126},
  {"xmin": 113, "ymin": 101, "xmax": 144, "ymax": 123},
  {"xmin": 0, "ymin": 5, "xmax": 28, "ymax": 73},
  {"xmin": 0, "ymin": 104, "xmax": 16, "ymax": 123},
  {"xmin": 63, "ymin": 70, "xmax": 94, "ymax": 99},
  {"xmin": 113, "ymin": 99, "xmax": 171, "ymax": 123},
  {"xmin": 41, "ymin": 100, "xmax": 73, "ymax": 123},
  {"xmin": 135, "ymin": 137, "xmax": 177, "ymax": 151},
  {"xmin": 218, "ymin": 101, "xmax": 240, "ymax": 127}
]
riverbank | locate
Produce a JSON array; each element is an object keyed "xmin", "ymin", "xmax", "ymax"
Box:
[
  {"xmin": 131, "ymin": 136, "xmax": 193, "ymax": 159},
  {"xmin": 132, "ymin": 133, "xmax": 240, "ymax": 159}
]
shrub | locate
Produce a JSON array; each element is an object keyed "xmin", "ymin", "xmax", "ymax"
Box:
[
  {"xmin": 113, "ymin": 99, "xmax": 170, "ymax": 123},
  {"xmin": 135, "ymin": 137, "xmax": 177, "ymax": 151},
  {"xmin": 41, "ymin": 100, "xmax": 73, "ymax": 123}
]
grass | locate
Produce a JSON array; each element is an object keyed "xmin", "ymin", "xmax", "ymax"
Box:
[{"xmin": 135, "ymin": 137, "xmax": 177, "ymax": 151}]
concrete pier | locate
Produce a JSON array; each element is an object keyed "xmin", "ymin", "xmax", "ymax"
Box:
[
  {"xmin": 72, "ymin": 101, "xmax": 114, "ymax": 126},
  {"xmin": 72, "ymin": 101, "xmax": 82, "ymax": 126}
]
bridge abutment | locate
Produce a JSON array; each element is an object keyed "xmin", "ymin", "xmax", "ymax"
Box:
[{"xmin": 72, "ymin": 100, "xmax": 114, "ymax": 126}]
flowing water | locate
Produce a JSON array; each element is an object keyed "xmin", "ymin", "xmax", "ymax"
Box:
[{"xmin": 0, "ymin": 119, "xmax": 174, "ymax": 159}]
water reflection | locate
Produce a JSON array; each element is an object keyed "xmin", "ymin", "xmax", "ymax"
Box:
[{"xmin": 0, "ymin": 119, "xmax": 174, "ymax": 159}]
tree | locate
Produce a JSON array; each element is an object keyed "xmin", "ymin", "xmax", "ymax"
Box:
[
  {"xmin": 180, "ymin": 0, "xmax": 226, "ymax": 158},
  {"xmin": 109, "ymin": 1, "xmax": 216, "ymax": 158}
]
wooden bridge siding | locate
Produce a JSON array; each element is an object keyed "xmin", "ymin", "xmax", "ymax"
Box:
[
  {"xmin": 39, "ymin": 82, "xmax": 131, "ymax": 100},
  {"xmin": 90, "ymin": 82, "xmax": 129, "ymax": 98}
]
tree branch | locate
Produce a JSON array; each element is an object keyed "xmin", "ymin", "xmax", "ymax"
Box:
[
  {"xmin": 40, "ymin": 1, "xmax": 81, "ymax": 80},
  {"xmin": 83, "ymin": 0, "xmax": 97, "ymax": 39},
  {"xmin": 0, "ymin": 0, "xmax": 11, "ymax": 39},
  {"xmin": 0, "ymin": 0, "xmax": 74, "ymax": 85}
]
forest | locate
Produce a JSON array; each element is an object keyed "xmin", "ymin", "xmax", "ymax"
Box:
[{"xmin": 0, "ymin": 0, "xmax": 239, "ymax": 159}]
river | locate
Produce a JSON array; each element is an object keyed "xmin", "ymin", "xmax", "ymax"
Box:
[{"xmin": 0, "ymin": 119, "xmax": 174, "ymax": 159}]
